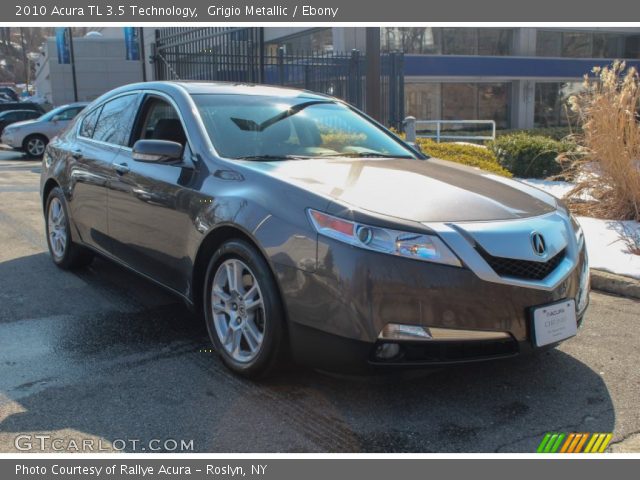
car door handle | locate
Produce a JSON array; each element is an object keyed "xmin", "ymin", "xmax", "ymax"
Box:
[
  {"xmin": 114, "ymin": 162, "xmax": 130, "ymax": 175},
  {"xmin": 71, "ymin": 149, "xmax": 83, "ymax": 159}
]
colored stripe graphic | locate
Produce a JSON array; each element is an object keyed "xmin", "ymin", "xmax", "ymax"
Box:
[
  {"xmin": 539, "ymin": 433, "xmax": 612, "ymax": 453},
  {"xmin": 537, "ymin": 433, "xmax": 552, "ymax": 453},
  {"xmin": 574, "ymin": 433, "xmax": 589, "ymax": 453}
]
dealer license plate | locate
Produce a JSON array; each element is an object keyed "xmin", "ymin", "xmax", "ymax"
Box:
[{"xmin": 533, "ymin": 299, "xmax": 577, "ymax": 347}]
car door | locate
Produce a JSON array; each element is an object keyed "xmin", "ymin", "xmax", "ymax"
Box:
[
  {"xmin": 107, "ymin": 94, "xmax": 196, "ymax": 294},
  {"xmin": 68, "ymin": 94, "xmax": 139, "ymax": 253}
]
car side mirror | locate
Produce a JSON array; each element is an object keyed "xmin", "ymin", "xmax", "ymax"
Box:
[
  {"xmin": 51, "ymin": 115, "xmax": 61, "ymax": 122},
  {"xmin": 132, "ymin": 139, "xmax": 183, "ymax": 164}
]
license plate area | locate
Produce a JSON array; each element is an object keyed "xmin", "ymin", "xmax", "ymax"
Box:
[{"xmin": 532, "ymin": 299, "xmax": 577, "ymax": 347}]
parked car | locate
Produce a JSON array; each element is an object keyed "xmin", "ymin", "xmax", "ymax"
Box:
[
  {"xmin": 0, "ymin": 102, "xmax": 44, "ymax": 114},
  {"xmin": 1, "ymin": 102, "xmax": 87, "ymax": 157},
  {"xmin": 0, "ymin": 110, "xmax": 41, "ymax": 135},
  {"xmin": 0, "ymin": 87, "xmax": 19, "ymax": 102},
  {"xmin": 40, "ymin": 82, "xmax": 590, "ymax": 378}
]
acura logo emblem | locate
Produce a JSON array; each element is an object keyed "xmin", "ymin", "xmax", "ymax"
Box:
[{"xmin": 531, "ymin": 232, "xmax": 546, "ymax": 256}]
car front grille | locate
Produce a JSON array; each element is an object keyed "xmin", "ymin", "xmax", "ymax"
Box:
[{"xmin": 476, "ymin": 246, "xmax": 566, "ymax": 281}]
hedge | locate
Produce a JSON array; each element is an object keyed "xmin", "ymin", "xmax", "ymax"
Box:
[
  {"xmin": 486, "ymin": 133, "xmax": 569, "ymax": 178},
  {"xmin": 416, "ymin": 138, "xmax": 512, "ymax": 177}
]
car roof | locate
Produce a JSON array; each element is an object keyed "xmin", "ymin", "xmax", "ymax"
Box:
[
  {"xmin": 118, "ymin": 81, "xmax": 333, "ymax": 100},
  {"xmin": 0, "ymin": 109, "xmax": 39, "ymax": 115},
  {"xmin": 58, "ymin": 102, "xmax": 89, "ymax": 108}
]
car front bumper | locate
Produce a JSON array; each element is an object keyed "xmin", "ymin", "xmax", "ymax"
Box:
[
  {"xmin": 274, "ymin": 237, "xmax": 589, "ymax": 372},
  {"xmin": 1, "ymin": 131, "xmax": 22, "ymax": 149}
]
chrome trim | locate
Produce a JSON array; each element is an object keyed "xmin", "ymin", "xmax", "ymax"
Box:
[
  {"xmin": 424, "ymin": 211, "xmax": 580, "ymax": 291},
  {"xmin": 378, "ymin": 323, "xmax": 511, "ymax": 342}
]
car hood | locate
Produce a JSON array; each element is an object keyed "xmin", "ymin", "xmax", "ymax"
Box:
[{"xmin": 243, "ymin": 157, "xmax": 558, "ymax": 223}]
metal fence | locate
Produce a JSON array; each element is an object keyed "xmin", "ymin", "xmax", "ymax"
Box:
[
  {"xmin": 152, "ymin": 28, "xmax": 404, "ymax": 128},
  {"xmin": 404, "ymin": 118, "xmax": 497, "ymax": 143}
]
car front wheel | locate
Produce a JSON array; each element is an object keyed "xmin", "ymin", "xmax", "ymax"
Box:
[
  {"xmin": 45, "ymin": 187, "xmax": 93, "ymax": 269},
  {"xmin": 24, "ymin": 134, "xmax": 48, "ymax": 158},
  {"xmin": 203, "ymin": 240, "xmax": 285, "ymax": 378}
]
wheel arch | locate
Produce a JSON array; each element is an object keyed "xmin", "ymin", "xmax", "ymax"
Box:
[
  {"xmin": 41, "ymin": 178, "xmax": 60, "ymax": 210},
  {"xmin": 191, "ymin": 223, "xmax": 287, "ymax": 325}
]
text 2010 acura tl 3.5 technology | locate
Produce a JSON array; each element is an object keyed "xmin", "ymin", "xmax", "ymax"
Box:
[{"xmin": 40, "ymin": 82, "xmax": 590, "ymax": 377}]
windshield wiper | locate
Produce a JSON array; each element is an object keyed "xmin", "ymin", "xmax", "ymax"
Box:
[
  {"xmin": 319, "ymin": 152, "xmax": 414, "ymax": 159},
  {"xmin": 232, "ymin": 154, "xmax": 312, "ymax": 161},
  {"xmin": 231, "ymin": 100, "xmax": 334, "ymax": 132}
]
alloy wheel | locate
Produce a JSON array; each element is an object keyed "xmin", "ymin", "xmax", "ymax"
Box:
[
  {"xmin": 211, "ymin": 258, "xmax": 266, "ymax": 363},
  {"xmin": 27, "ymin": 137, "xmax": 45, "ymax": 157},
  {"xmin": 47, "ymin": 197, "xmax": 67, "ymax": 259}
]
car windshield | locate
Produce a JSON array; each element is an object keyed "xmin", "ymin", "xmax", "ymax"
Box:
[
  {"xmin": 192, "ymin": 94, "xmax": 415, "ymax": 160},
  {"xmin": 38, "ymin": 105, "xmax": 76, "ymax": 122}
]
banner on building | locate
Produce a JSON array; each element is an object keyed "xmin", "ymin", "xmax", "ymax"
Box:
[
  {"xmin": 55, "ymin": 27, "xmax": 71, "ymax": 64},
  {"xmin": 124, "ymin": 27, "xmax": 141, "ymax": 61}
]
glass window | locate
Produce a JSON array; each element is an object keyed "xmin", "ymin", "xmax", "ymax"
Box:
[
  {"xmin": 79, "ymin": 107, "xmax": 101, "ymax": 139},
  {"xmin": 625, "ymin": 35, "xmax": 640, "ymax": 58},
  {"xmin": 563, "ymin": 32, "xmax": 592, "ymax": 58},
  {"xmin": 536, "ymin": 31, "xmax": 562, "ymax": 57},
  {"xmin": 193, "ymin": 94, "xmax": 415, "ymax": 159},
  {"xmin": 442, "ymin": 83, "xmax": 477, "ymax": 119},
  {"xmin": 404, "ymin": 83, "xmax": 441, "ymax": 119},
  {"xmin": 442, "ymin": 29, "xmax": 477, "ymax": 55},
  {"xmin": 266, "ymin": 28, "xmax": 333, "ymax": 54},
  {"xmin": 381, "ymin": 28, "xmax": 513, "ymax": 56},
  {"xmin": 404, "ymin": 82, "xmax": 511, "ymax": 129},
  {"xmin": 135, "ymin": 98, "xmax": 187, "ymax": 146},
  {"xmin": 478, "ymin": 84, "xmax": 510, "ymax": 129},
  {"xmin": 92, "ymin": 94, "xmax": 139, "ymax": 146},
  {"xmin": 593, "ymin": 33, "xmax": 620, "ymax": 58},
  {"xmin": 381, "ymin": 28, "xmax": 441, "ymax": 54},
  {"xmin": 534, "ymin": 82, "xmax": 583, "ymax": 128},
  {"xmin": 54, "ymin": 106, "xmax": 84, "ymax": 121},
  {"xmin": 477, "ymin": 29, "xmax": 513, "ymax": 56}
]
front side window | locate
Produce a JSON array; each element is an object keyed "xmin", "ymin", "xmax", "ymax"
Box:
[
  {"xmin": 193, "ymin": 94, "xmax": 415, "ymax": 160},
  {"xmin": 134, "ymin": 97, "xmax": 187, "ymax": 147},
  {"xmin": 54, "ymin": 107, "xmax": 84, "ymax": 121},
  {"xmin": 92, "ymin": 94, "xmax": 139, "ymax": 146}
]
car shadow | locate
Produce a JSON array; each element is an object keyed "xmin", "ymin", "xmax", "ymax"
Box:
[{"xmin": 0, "ymin": 253, "xmax": 615, "ymax": 453}]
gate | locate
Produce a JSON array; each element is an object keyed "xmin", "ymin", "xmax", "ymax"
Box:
[{"xmin": 152, "ymin": 27, "xmax": 404, "ymax": 128}]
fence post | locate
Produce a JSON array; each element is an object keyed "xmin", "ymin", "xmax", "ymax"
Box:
[
  {"xmin": 277, "ymin": 47, "xmax": 285, "ymax": 85},
  {"xmin": 436, "ymin": 122, "xmax": 441, "ymax": 143},
  {"xmin": 404, "ymin": 116, "xmax": 416, "ymax": 143},
  {"xmin": 348, "ymin": 49, "xmax": 360, "ymax": 108},
  {"xmin": 389, "ymin": 52, "xmax": 397, "ymax": 129}
]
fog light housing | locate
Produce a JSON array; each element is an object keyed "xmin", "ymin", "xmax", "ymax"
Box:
[
  {"xmin": 379, "ymin": 324, "xmax": 432, "ymax": 341},
  {"xmin": 374, "ymin": 343, "xmax": 401, "ymax": 360},
  {"xmin": 378, "ymin": 323, "xmax": 511, "ymax": 342}
]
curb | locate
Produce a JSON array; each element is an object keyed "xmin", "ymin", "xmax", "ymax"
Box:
[{"xmin": 590, "ymin": 269, "xmax": 640, "ymax": 300}]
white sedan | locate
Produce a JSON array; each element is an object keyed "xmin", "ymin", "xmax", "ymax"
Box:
[{"xmin": 1, "ymin": 102, "xmax": 87, "ymax": 157}]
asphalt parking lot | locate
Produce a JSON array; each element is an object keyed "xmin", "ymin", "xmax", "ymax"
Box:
[{"xmin": 0, "ymin": 150, "xmax": 638, "ymax": 453}]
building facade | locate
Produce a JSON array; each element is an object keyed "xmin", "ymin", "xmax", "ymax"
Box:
[
  {"xmin": 33, "ymin": 29, "xmax": 144, "ymax": 106},
  {"xmin": 250, "ymin": 27, "xmax": 640, "ymax": 130}
]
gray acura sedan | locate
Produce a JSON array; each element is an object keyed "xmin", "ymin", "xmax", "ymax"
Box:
[{"xmin": 40, "ymin": 82, "xmax": 589, "ymax": 377}]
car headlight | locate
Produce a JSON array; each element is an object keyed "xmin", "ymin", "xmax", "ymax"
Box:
[{"xmin": 308, "ymin": 209, "xmax": 462, "ymax": 267}]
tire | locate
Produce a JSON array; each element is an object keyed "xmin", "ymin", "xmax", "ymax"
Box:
[
  {"xmin": 23, "ymin": 134, "xmax": 48, "ymax": 158},
  {"xmin": 203, "ymin": 239, "xmax": 285, "ymax": 378},
  {"xmin": 45, "ymin": 187, "xmax": 93, "ymax": 270}
]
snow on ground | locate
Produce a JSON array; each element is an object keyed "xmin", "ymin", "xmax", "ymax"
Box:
[
  {"xmin": 577, "ymin": 217, "xmax": 640, "ymax": 280},
  {"xmin": 520, "ymin": 178, "xmax": 576, "ymax": 200},
  {"xmin": 519, "ymin": 178, "xmax": 640, "ymax": 280}
]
